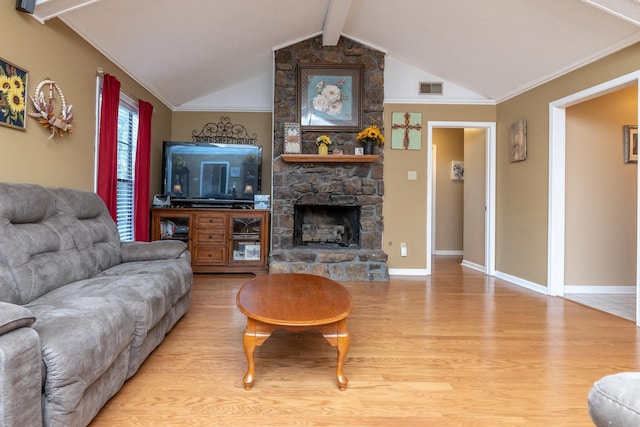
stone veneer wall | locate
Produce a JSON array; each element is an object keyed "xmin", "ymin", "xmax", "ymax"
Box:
[{"xmin": 270, "ymin": 35, "xmax": 389, "ymax": 281}]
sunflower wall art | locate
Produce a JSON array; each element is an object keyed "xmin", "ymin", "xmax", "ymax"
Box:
[{"xmin": 0, "ymin": 58, "xmax": 28, "ymax": 130}]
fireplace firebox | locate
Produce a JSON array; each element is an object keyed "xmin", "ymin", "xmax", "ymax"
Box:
[{"xmin": 294, "ymin": 205, "xmax": 360, "ymax": 248}]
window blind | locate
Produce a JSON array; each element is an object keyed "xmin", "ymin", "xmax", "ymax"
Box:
[{"xmin": 116, "ymin": 100, "xmax": 139, "ymax": 241}]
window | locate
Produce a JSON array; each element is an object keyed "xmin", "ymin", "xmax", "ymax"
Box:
[{"xmin": 115, "ymin": 97, "xmax": 139, "ymax": 241}]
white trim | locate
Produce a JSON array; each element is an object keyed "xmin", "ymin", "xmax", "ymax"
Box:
[
  {"xmin": 427, "ymin": 121, "xmax": 497, "ymax": 277},
  {"xmin": 461, "ymin": 260, "xmax": 484, "ymax": 273},
  {"xmin": 494, "ymin": 271, "xmax": 549, "ymax": 295},
  {"xmin": 431, "ymin": 145, "xmax": 437, "ymax": 254},
  {"xmin": 565, "ymin": 285, "xmax": 636, "ymax": 294},
  {"xmin": 389, "ymin": 268, "xmax": 428, "ymax": 276},
  {"xmin": 434, "ymin": 250, "xmax": 463, "ymax": 256},
  {"xmin": 383, "ymin": 98, "xmax": 496, "ymax": 106}
]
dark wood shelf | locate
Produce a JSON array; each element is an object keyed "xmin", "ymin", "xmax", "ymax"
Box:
[{"xmin": 281, "ymin": 154, "xmax": 379, "ymax": 163}]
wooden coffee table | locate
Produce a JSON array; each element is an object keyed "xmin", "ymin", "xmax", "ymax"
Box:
[{"xmin": 236, "ymin": 273, "xmax": 353, "ymax": 390}]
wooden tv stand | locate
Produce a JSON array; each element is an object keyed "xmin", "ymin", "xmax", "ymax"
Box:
[{"xmin": 151, "ymin": 208, "xmax": 270, "ymax": 274}]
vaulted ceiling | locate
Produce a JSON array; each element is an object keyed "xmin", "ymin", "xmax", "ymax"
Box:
[{"xmin": 32, "ymin": 0, "xmax": 640, "ymax": 111}]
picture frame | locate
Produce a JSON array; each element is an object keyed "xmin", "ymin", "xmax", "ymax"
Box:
[
  {"xmin": 451, "ymin": 161, "xmax": 464, "ymax": 181},
  {"xmin": 624, "ymin": 125, "xmax": 638, "ymax": 163},
  {"xmin": 509, "ymin": 119, "xmax": 527, "ymax": 162},
  {"xmin": 244, "ymin": 244, "xmax": 261, "ymax": 260},
  {"xmin": 283, "ymin": 122, "xmax": 301, "ymax": 153},
  {"xmin": 0, "ymin": 57, "xmax": 28, "ymax": 130},
  {"xmin": 391, "ymin": 112, "xmax": 422, "ymax": 150},
  {"xmin": 298, "ymin": 65, "xmax": 363, "ymax": 131}
]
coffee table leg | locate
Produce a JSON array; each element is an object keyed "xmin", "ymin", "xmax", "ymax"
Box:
[
  {"xmin": 336, "ymin": 318, "xmax": 349, "ymax": 391},
  {"xmin": 242, "ymin": 318, "xmax": 256, "ymax": 390}
]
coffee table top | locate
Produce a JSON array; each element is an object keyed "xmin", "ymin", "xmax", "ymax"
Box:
[{"xmin": 236, "ymin": 273, "xmax": 353, "ymax": 326}]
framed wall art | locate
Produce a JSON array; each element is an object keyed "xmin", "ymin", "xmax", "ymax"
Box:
[
  {"xmin": 624, "ymin": 124, "xmax": 638, "ymax": 163},
  {"xmin": 391, "ymin": 112, "xmax": 422, "ymax": 150},
  {"xmin": 283, "ymin": 122, "xmax": 301, "ymax": 153},
  {"xmin": 451, "ymin": 161, "xmax": 464, "ymax": 181},
  {"xmin": 509, "ymin": 119, "xmax": 527, "ymax": 162},
  {"xmin": 0, "ymin": 57, "xmax": 28, "ymax": 130},
  {"xmin": 298, "ymin": 65, "xmax": 363, "ymax": 131}
]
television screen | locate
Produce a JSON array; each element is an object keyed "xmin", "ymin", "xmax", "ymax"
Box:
[{"xmin": 162, "ymin": 141, "xmax": 261, "ymax": 202}]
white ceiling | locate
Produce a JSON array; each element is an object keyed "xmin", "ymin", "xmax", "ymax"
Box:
[{"xmin": 32, "ymin": 0, "xmax": 640, "ymax": 111}]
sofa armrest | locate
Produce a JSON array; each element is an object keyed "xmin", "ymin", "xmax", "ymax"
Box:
[
  {"xmin": 120, "ymin": 240, "xmax": 189, "ymax": 263},
  {"xmin": 0, "ymin": 303, "xmax": 42, "ymax": 426},
  {"xmin": 0, "ymin": 301, "xmax": 35, "ymax": 335}
]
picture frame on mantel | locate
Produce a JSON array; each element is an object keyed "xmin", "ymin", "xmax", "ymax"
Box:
[
  {"xmin": 624, "ymin": 124, "xmax": 638, "ymax": 163},
  {"xmin": 298, "ymin": 64, "xmax": 363, "ymax": 131}
]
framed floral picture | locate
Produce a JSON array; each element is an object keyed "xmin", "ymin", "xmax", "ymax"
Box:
[
  {"xmin": 298, "ymin": 65, "xmax": 363, "ymax": 131},
  {"xmin": 0, "ymin": 58, "xmax": 28, "ymax": 130}
]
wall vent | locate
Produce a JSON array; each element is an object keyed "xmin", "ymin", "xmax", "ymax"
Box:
[{"xmin": 419, "ymin": 82, "xmax": 443, "ymax": 95}]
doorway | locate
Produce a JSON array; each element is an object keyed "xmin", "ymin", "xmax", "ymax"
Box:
[
  {"xmin": 549, "ymin": 71, "xmax": 640, "ymax": 325},
  {"xmin": 426, "ymin": 122, "xmax": 496, "ymax": 276}
]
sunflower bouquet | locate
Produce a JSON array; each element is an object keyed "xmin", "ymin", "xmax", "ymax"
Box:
[
  {"xmin": 357, "ymin": 125, "xmax": 384, "ymax": 144},
  {"xmin": 316, "ymin": 135, "xmax": 332, "ymax": 146}
]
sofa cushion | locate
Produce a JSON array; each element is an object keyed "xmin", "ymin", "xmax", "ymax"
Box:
[
  {"xmin": 0, "ymin": 183, "xmax": 121, "ymax": 305},
  {"xmin": 26, "ymin": 293, "xmax": 135, "ymax": 418},
  {"xmin": 0, "ymin": 302, "xmax": 35, "ymax": 335},
  {"xmin": 49, "ymin": 188, "xmax": 122, "ymax": 275},
  {"xmin": 589, "ymin": 372, "xmax": 640, "ymax": 426}
]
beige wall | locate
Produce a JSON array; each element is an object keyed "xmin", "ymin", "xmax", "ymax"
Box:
[
  {"xmin": 565, "ymin": 84, "xmax": 638, "ymax": 286},
  {"xmin": 1, "ymin": 3, "xmax": 172, "ymax": 196},
  {"xmin": 382, "ymin": 104, "xmax": 496, "ymax": 269},
  {"xmin": 463, "ymin": 128, "xmax": 486, "ymax": 266},
  {"xmin": 434, "ymin": 128, "xmax": 464, "ymax": 252},
  {"xmin": 170, "ymin": 112, "xmax": 272, "ymax": 197},
  {"xmin": 496, "ymin": 42, "xmax": 640, "ymax": 286}
]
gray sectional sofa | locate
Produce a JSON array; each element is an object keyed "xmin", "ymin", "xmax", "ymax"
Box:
[
  {"xmin": 589, "ymin": 372, "xmax": 640, "ymax": 426},
  {"xmin": 0, "ymin": 183, "xmax": 193, "ymax": 427}
]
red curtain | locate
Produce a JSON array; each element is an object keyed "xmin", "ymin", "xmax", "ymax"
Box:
[
  {"xmin": 96, "ymin": 74, "xmax": 121, "ymax": 220},
  {"xmin": 134, "ymin": 100, "xmax": 153, "ymax": 241}
]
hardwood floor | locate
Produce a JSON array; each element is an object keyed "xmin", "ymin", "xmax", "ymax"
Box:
[{"xmin": 90, "ymin": 257, "xmax": 640, "ymax": 426}]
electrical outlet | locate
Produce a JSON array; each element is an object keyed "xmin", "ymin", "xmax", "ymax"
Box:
[
  {"xmin": 400, "ymin": 242, "xmax": 407, "ymax": 257},
  {"xmin": 408, "ymin": 171, "xmax": 417, "ymax": 180}
]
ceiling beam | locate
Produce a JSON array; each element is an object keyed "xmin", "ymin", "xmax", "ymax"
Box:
[
  {"xmin": 33, "ymin": 0, "xmax": 100, "ymax": 23},
  {"xmin": 581, "ymin": 0, "xmax": 640, "ymax": 26},
  {"xmin": 322, "ymin": 0, "xmax": 352, "ymax": 46}
]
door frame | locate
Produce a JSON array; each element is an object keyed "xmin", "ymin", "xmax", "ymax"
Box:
[
  {"xmin": 548, "ymin": 70, "xmax": 640, "ymax": 325},
  {"xmin": 426, "ymin": 121, "xmax": 496, "ymax": 276}
]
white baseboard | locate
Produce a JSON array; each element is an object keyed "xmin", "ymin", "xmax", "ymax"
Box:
[
  {"xmin": 494, "ymin": 271, "xmax": 548, "ymax": 295},
  {"xmin": 461, "ymin": 260, "xmax": 484, "ymax": 272},
  {"xmin": 564, "ymin": 285, "xmax": 635, "ymax": 294},
  {"xmin": 389, "ymin": 268, "xmax": 428, "ymax": 276},
  {"xmin": 433, "ymin": 250, "xmax": 463, "ymax": 256}
]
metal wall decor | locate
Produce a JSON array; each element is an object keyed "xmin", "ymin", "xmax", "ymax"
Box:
[{"xmin": 192, "ymin": 116, "xmax": 257, "ymax": 144}]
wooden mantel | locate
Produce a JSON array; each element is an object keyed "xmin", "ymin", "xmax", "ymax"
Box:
[{"xmin": 281, "ymin": 154, "xmax": 379, "ymax": 163}]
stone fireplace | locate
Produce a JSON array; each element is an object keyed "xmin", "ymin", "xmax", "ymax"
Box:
[{"xmin": 269, "ymin": 35, "xmax": 388, "ymax": 281}]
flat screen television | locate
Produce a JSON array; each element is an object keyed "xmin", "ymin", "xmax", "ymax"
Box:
[{"xmin": 162, "ymin": 141, "xmax": 262, "ymax": 205}]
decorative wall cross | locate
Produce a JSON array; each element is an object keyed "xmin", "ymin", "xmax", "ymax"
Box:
[{"xmin": 391, "ymin": 112, "xmax": 422, "ymax": 150}]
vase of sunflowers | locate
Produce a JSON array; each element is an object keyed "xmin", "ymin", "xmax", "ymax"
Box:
[
  {"xmin": 357, "ymin": 125, "xmax": 384, "ymax": 154},
  {"xmin": 316, "ymin": 134, "xmax": 331, "ymax": 155}
]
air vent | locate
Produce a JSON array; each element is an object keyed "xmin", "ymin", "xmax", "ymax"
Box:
[{"xmin": 419, "ymin": 82, "xmax": 443, "ymax": 95}]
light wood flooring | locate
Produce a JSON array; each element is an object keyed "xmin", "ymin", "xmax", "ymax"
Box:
[{"xmin": 90, "ymin": 257, "xmax": 640, "ymax": 426}]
